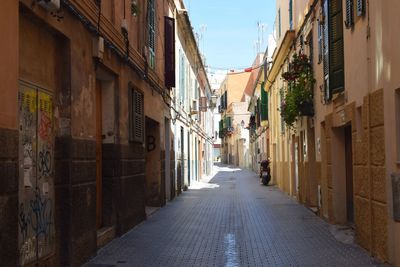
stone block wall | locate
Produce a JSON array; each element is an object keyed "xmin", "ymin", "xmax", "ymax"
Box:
[
  {"xmin": 357, "ymin": 89, "xmax": 387, "ymax": 261},
  {"xmin": 103, "ymin": 143, "xmax": 146, "ymax": 235},
  {"xmin": 321, "ymin": 89, "xmax": 388, "ymax": 261}
]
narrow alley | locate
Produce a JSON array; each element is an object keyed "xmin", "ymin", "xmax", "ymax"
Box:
[{"xmin": 84, "ymin": 165, "xmax": 380, "ymax": 267}]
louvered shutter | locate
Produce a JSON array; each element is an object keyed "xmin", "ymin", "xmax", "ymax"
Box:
[
  {"xmin": 318, "ymin": 20, "xmax": 323, "ymax": 64},
  {"xmin": 323, "ymin": 0, "xmax": 330, "ymax": 100},
  {"xmin": 147, "ymin": 0, "xmax": 156, "ymax": 68},
  {"xmin": 129, "ymin": 88, "xmax": 144, "ymax": 143},
  {"xmin": 219, "ymin": 120, "xmax": 223, "ymax": 138},
  {"xmin": 261, "ymin": 82, "xmax": 268, "ymax": 121},
  {"xmin": 329, "ymin": 0, "xmax": 345, "ymax": 95},
  {"xmin": 223, "ymin": 91, "xmax": 228, "ymax": 109},
  {"xmin": 164, "ymin": 17, "xmax": 175, "ymax": 88},
  {"xmin": 345, "ymin": 0, "xmax": 354, "ymax": 28},
  {"xmin": 256, "ymin": 98, "xmax": 261, "ymax": 126},
  {"xmin": 357, "ymin": 0, "xmax": 365, "ymax": 16}
]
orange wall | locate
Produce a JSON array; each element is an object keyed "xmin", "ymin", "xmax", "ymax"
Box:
[{"xmin": 0, "ymin": 0, "xmax": 18, "ymax": 129}]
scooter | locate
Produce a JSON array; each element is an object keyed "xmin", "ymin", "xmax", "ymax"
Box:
[{"xmin": 259, "ymin": 159, "xmax": 271, "ymax": 186}]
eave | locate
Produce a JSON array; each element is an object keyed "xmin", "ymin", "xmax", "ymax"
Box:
[{"xmin": 264, "ymin": 30, "xmax": 295, "ymax": 92}]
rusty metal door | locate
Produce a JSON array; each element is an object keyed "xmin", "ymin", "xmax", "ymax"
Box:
[{"xmin": 18, "ymin": 82, "xmax": 55, "ymax": 266}]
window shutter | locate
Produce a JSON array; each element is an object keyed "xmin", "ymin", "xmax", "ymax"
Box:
[
  {"xmin": 164, "ymin": 16, "xmax": 175, "ymax": 88},
  {"xmin": 129, "ymin": 88, "xmax": 144, "ymax": 143},
  {"xmin": 318, "ymin": 20, "xmax": 323, "ymax": 64},
  {"xmin": 329, "ymin": 0, "xmax": 345, "ymax": 95},
  {"xmin": 223, "ymin": 91, "xmax": 228, "ymax": 109},
  {"xmin": 256, "ymin": 98, "xmax": 261, "ymax": 126},
  {"xmin": 323, "ymin": 0, "xmax": 330, "ymax": 101},
  {"xmin": 227, "ymin": 117, "xmax": 232, "ymax": 128},
  {"xmin": 279, "ymin": 90, "xmax": 285, "ymax": 133},
  {"xmin": 345, "ymin": 0, "xmax": 354, "ymax": 28},
  {"xmin": 261, "ymin": 82, "xmax": 268, "ymax": 121},
  {"xmin": 147, "ymin": 0, "xmax": 156, "ymax": 68},
  {"xmin": 357, "ymin": 0, "xmax": 365, "ymax": 16}
]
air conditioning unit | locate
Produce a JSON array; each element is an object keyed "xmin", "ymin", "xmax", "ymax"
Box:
[
  {"xmin": 37, "ymin": 0, "xmax": 60, "ymax": 12},
  {"xmin": 93, "ymin": 36, "xmax": 104, "ymax": 60},
  {"xmin": 190, "ymin": 99, "xmax": 198, "ymax": 115}
]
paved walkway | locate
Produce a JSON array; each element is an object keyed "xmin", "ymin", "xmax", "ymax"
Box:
[{"xmin": 84, "ymin": 165, "xmax": 385, "ymax": 267}]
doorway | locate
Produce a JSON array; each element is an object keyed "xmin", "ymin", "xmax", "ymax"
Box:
[
  {"xmin": 95, "ymin": 80, "xmax": 103, "ymax": 229},
  {"xmin": 145, "ymin": 117, "xmax": 161, "ymax": 206},
  {"xmin": 345, "ymin": 125, "xmax": 354, "ymax": 223},
  {"xmin": 187, "ymin": 131, "xmax": 191, "ymax": 186},
  {"xmin": 165, "ymin": 118, "xmax": 171, "ymax": 201},
  {"xmin": 332, "ymin": 124, "xmax": 354, "ymax": 224}
]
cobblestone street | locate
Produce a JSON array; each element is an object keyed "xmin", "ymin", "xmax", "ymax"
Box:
[{"xmin": 84, "ymin": 165, "xmax": 384, "ymax": 267}]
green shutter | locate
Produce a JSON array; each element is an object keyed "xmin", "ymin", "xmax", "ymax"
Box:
[
  {"xmin": 329, "ymin": 0, "xmax": 345, "ymax": 94},
  {"xmin": 261, "ymin": 82, "xmax": 268, "ymax": 121},
  {"xmin": 227, "ymin": 117, "xmax": 232, "ymax": 128},
  {"xmin": 147, "ymin": 0, "xmax": 156, "ymax": 68},
  {"xmin": 256, "ymin": 98, "xmax": 261, "ymax": 126}
]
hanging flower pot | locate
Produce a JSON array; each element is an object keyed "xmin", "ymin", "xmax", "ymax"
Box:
[{"xmin": 280, "ymin": 52, "xmax": 316, "ymax": 126}]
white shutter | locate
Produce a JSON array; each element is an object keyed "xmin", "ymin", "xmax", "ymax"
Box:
[
  {"xmin": 345, "ymin": 0, "xmax": 354, "ymax": 28},
  {"xmin": 357, "ymin": 0, "xmax": 365, "ymax": 16}
]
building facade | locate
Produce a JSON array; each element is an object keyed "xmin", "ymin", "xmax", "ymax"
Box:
[
  {"xmin": 172, "ymin": 0, "xmax": 214, "ymax": 192},
  {"xmin": 262, "ymin": 0, "xmax": 400, "ymax": 264},
  {"xmin": 218, "ymin": 72, "xmax": 251, "ymax": 165},
  {"xmin": 0, "ymin": 0, "xmax": 213, "ymax": 266}
]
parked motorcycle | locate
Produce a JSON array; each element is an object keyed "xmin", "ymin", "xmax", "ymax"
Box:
[{"xmin": 259, "ymin": 159, "xmax": 271, "ymax": 186}]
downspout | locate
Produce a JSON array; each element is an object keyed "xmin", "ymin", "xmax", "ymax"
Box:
[{"xmin": 366, "ymin": 0, "xmax": 373, "ymax": 257}]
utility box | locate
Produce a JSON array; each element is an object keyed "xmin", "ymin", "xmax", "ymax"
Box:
[{"xmin": 392, "ymin": 173, "xmax": 400, "ymax": 221}]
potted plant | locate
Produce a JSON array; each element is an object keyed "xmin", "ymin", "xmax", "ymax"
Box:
[{"xmin": 280, "ymin": 52, "xmax": 315, "ymax": 127}]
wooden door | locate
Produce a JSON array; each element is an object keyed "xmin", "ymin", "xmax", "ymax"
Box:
[{"xmin": 96, "ymin": 81, "xmax": 103, "ymax": 229}]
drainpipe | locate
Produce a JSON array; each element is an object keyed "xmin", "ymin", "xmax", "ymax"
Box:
[{"xmin": 365, "ymin": 0, "xmax": 373, "ymax": 257}]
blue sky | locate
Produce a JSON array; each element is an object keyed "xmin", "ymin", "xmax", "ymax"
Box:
[{"xmin": 185, "ymin": 0, "xmax": 276, "ymax": 71}]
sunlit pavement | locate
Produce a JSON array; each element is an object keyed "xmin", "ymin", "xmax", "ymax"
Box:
[{"xmin": 83, "ymin": 164, "xmax": 386, "ymax": 267}]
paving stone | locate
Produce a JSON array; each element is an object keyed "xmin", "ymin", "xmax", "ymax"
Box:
[{"xmin": 83, "ymin": 165, "xmax": 386, "ymax": 267}]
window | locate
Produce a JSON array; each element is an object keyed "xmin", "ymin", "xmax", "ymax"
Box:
[
  {"xmin": 317, "ymin": 17, "xmax": 323, "ymax": 64},
  {"xmin": 164, "ymin": 16, "xmax": 175, "ymax": 88},
  {"xmin": 129, "ymin": 87, "xmax": 144, "ymax": 143},
  {"xmin": 329, "ymin": 0, "xmax": 345, "ymax": 95},
  {"xmin": 280, "ymin": 90, "xmax": 285, "ymax": 133},
  {"xmin": 278, "ymin": 8, "xmax": 282, "ymax": 38},
  {"xmin": 323, "ymin": 0, "xmax": 330, "ymax": 101},
  {"xmin": 147, "ymin": 0, "xmax": 156, "ymax": 69},
  {"xmin": 261, "ymin": 82, "xmax": 268, "ymax": 121},
  {"xmin": 308, "ymin": 34, "xmax": 314, "ymax": 67},
  {"xmin": 179, "ymin": 49, "xmax": 185, "ymax": 105},
  {"xmin": 322, "ymin": 0, "xmax": 345, "ymax": 101}
]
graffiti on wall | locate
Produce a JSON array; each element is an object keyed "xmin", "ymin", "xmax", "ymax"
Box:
[{"xmin": 18, "ymin": 84, "xmax": 55, "ymax": 266}]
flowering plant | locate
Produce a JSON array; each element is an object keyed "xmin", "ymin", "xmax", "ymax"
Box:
[{"xmin": 280, "ymin": 52, "xmax": 315, "ymax": 127}]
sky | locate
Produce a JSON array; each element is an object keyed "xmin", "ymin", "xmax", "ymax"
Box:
[{"xmin": 185, "ymin": 0, "xmax": 276, "ymax": 73}]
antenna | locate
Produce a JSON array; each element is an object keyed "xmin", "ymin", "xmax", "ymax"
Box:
[
  {"xmin": 199, "ymin": 24, "xmax": 207, "ymax": 58},
  {"xmin": 256, "ymin": 21, "xmax": 267, "ymax": 54}
]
